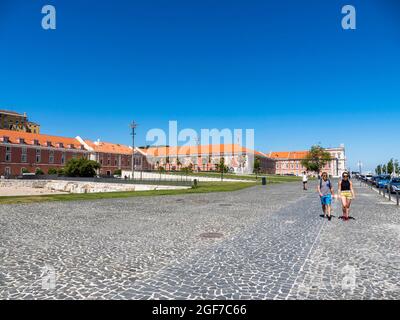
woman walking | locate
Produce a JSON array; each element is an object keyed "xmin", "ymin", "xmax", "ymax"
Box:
[
  {"xmin": 317, "ymin": 172, "xmax": 334, "ymax": 220},
  {"xmin": 338, "ymin": 171, "xmax": 355, "ymax": 221}
]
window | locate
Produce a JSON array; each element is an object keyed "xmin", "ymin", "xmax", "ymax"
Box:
[
  {"xmin": 61, "ymin": 153, "xmax": 65, "ymax": 164},
  {"xmin": 5, "ymin": 146, "xmax": 11, "ymax": 162},
  {"xmin": 36, "ymin": 149, "xmax": 41, "ymax": 163},
  {"xmin": 21, "ymin": 147, "xmax": 27, "ymax": 163},
  {"xmin": 5, "ymin": 167, "xmax": 11, "ymax": 176},
  {"xmin": 114, "ymin": 159, "xmax": 117, "ymax": 166},
  {"xmin": 49, "ymin": 150, "xmax": 54, "ymax": 164}
]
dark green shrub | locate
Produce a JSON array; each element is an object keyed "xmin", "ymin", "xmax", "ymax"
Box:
[{"xmin": 64, "ymin": 158, "xmax": 101, "ymax": 177}]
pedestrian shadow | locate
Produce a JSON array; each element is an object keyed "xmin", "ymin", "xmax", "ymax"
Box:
[
  {"xmin": 319, "ymin": 214, "xmax": 338, "ymax": 218},
  {"xmin": 338, "ymin": 216, "xmax": 356, "ymax": 220}
]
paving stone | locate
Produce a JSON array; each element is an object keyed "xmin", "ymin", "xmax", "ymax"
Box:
[{"xmin": 0, "ymin": 182, "xmax": 399, "ymax": 299}]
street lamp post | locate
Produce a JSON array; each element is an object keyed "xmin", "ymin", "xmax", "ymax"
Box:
[
  {"xmin": 130, "ymin": 121, "xmax": 138, "ymax": 180},
  {"xmin": 357, "ymin": 161, "xmax": 363, "ymax": 174}
]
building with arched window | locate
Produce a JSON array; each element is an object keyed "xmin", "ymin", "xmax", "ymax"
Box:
[{"xmin": 268, "ymin": 145, "xmax": 346, "ymax": 177}]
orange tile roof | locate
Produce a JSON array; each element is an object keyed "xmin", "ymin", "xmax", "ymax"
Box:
[
  {"xmin": 0, "ymin": 129, "xmax": 82, "ymax": 149},
  {"xmin": 144, "ymin": 144, "xmax": 260, "ymax": 157},
  {"xmin": 84, "ymin": 140, "xmax": 134, "ymax": 155},
  {"xmin": 268, "ymin": 151, "xmax": 309, "ymax": 159}
]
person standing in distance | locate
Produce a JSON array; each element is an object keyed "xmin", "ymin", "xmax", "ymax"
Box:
[{"xmin": 302, "ymin": 171, "xmax": 308, "ymax": 190}]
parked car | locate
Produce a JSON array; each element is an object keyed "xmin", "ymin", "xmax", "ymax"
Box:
[
  {"xmin": 388, "ymin": 178, "xmax": 400, "ymax": 193},
  {"xmin": 371, "ymin": 175, "xmax": 380, "ymax": 186},
  {"xmin": 376, "ymin": 174, "xmax": 391, "ymax": 188},
  {"xmin": 365, "ymin": 174, "xmax": 373, "ymax": 182}
]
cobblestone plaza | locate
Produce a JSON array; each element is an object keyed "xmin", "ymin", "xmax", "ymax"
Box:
[{"xmin": 1, "ymin": 181, "xmax": 399, "ymax": 299}]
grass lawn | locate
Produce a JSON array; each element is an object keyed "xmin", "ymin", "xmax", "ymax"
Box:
[
  {"xmin": 166, "ymin": 171, "xmax": 303, "ymax": 182},
  {"xmin": 0, "ymin": 181, "xmax": 257, "ymax": 205},
  {"xmin": 0, "ymin": 174, "xmax": 305, "ymax": 205}
]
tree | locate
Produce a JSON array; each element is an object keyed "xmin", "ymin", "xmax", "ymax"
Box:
[
  {"xmin": 180, "ymin": 165, "xmax": 193, "ymax": 180},
  {"xmin": 375, "ymin": 165, "xmax": 382, "ymax": 175},
  {"xmin": 180, "ymin": 165, "xmax": 191, "ymax": 174},
  {"xmin": 254, "ymin": 156, "xmax": 261, "ymax": 179},
  {"xmin": 176, "ymin": 158, "xmax": 182, "ymax": 170},
  {"xmin": 64, "ymin": 158, "xmax": 101, "ymax": 177},
  {"xmin": 113, "ymin": 169, "xmax": 122, "ymax": 176},
  {"xmin": 395, "ymin": 159, "xmax": 399, "ymax": 175},
  {"xmin": 301, "ymin": 145, "xmax": 332, "ymax": 175},
  {"xmin": 158, "ymin": 166, "xmax": 166, "ymax": 179},
  {"xmin": 382, "ymin": 164, "xmax": 387, "ymax": 174},
  {"xmin": 215, "ymin": 157, "xmax": 229, "ymax": 181},
  {"xmin": 35, "ymin": 168, "xmax": 44, "ymax": 175},
  {"xmin": 387, "ymin": 158, "xmax": 394, "ymax": 175}
]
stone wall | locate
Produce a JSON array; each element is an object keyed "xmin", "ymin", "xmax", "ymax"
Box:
[{"xmin": 0, "ymin": 180, "xmax": 189, "ymax": 194}]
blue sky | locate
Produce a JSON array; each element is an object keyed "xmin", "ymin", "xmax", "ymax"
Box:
[{"xmin": 0, "ymin": 0, "xmax": 399, "ymax": 172}]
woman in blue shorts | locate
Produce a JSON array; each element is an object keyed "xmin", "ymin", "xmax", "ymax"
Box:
[{"xmin": 317, "ymin": 172, "xmax": 335, "ymax": 221}]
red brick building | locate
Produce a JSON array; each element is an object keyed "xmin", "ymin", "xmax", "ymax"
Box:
[
  {"xmin": 77, "ymin": 137, "xmax": 152, "ymax": 176},
  {"xmin": 0, "ymin": 129, "xmax": 88, "ymax": 176},
  {"xmin": 141, "ymin": 144, "xmax": 276, "ymax": 174},
  {"xmin": 0, "ymin": 129, "xmax": 277, "ymax": 177},
  {"xmin": 267, "ymin": 146, "xmax": 346, "ymax": 177}
]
